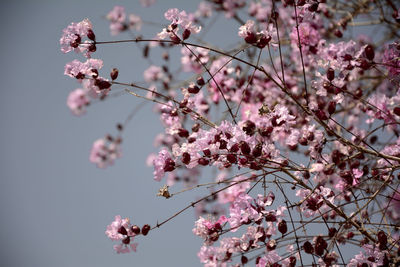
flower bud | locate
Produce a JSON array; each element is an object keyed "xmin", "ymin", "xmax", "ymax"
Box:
[
  {"xmin": 303, "ymin": 241, "xmax": 314, "ymax": 254},
  {"xmin": 131, "ymin": 225, "xmax": 141, "ymax": 235},
  {"xmin": 308, "ymin": 2, "xmax": 319, "ymax": 12},
  {"xmin": 326, "ymin": 68, "xmax": 335, "ymax": 81},
  {"xmin": 198, "ymin": 158, "xmax": 210, "ymax": 166},
  {"xmin": 196, "ymin": 76, "xmax": 205, "ymax": 86},
  {"xmin": 278, "ymin": 220, "xmax": 288, "ymax": 234},
  {"xmin": 141, "ymin": 224, "xmax": 151, "ymax": 236},
  {"xmin": 364, "ymin": 44, "xmax": 375, "ymax": 61},
  {"xmin": 182, "ymin": 28, "xmax": 191, "ymax": 40},
  {"xmin": 242, "ymin": 120, "xmax": 256, "ymax": 136},
  {"xmin": 240, "ymin": 141, "xmax": 251, "ymax": 155},
  {"xmin": 110, "ymin": 68, "xmax": 119, "ymax": 80},
  {"xmin": 188, "ymin": 84, "xmax": 200, "ymax": 94},
  {"xmin": 117, "ymin": 226, "xmax": 127, "ymax": 235},
  {"xmin": 122, "ymin": 236, "xmax": 130, "ymax": 244},
  {"xmin": 181, "ymin": 152, "xmax": 191, "ymax": 165},
  {"xmin": 327, "ymin": 101, "xmax": 336, "ymax": 115},
  {"xmin": 87, "ymin": 29, "xmax": 96, "ymax": 41},
  {"xmin": 394, "ymin": 107, "xmax": 400, "ymax": 116}
]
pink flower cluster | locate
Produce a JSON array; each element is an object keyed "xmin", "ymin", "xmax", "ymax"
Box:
[
  {"xmin": 89, "ymin": 136, "xmax": 122, "ymax": 168},
  {"xmin": 105, "ymin": 215, "xmax": 139, "ymax": 254},
  {"xmin": 106, "ymin": 6, "xmax": 142, "ymax": 35},
  {"xmin": 157, "ymin": 8, "xmax": 201, "ymax": 42},
  {"xmin": 60, "ymin": 18, "xmax": 96, "ymax": 58}
]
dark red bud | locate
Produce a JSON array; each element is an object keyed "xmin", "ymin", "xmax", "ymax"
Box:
[
  {"xmin": 334, "ymin": 29, "xmax": 343, "ymax": 38},
  {"xmin": 303, "ymin": 241, "xmax": 314, "ymax": 254},
  {"xmin": 110, "ymin": 68, "xmax": 119, "ymax": 80},
  {"xmin": 227, "ymin": 154, "xmax": 237, "ymax": 164},
  {"xmin": 118, "ymin": 226, "xmax": 128, "ymax": 235},
  {"xmin": 297, "ymin": 0, "xmax": 306, "ymax": 6},
  {"xmin": 244, "ymin": 32, "xmax": 257, "ymax": 44},
  {"xmin": 198, "ymin": 158, "xmax": 210, "ymax": 166},
  {"xmin": 240, "ymin": 141, "xmax": 251, "ymax": 155},
  {"xmin": 182, "ymin": 29, "xmax": 191, "ymax": 40},
  {"xmin": 252, "ymin": 143, "xmax": 263, "ymax": 158},
  {"xmin": 188, "ymin": 84, "xmax": 200, "ymax": 94},
  {"xmin": 163, "ymin": 158, "xmax": 175, "ymax": 172},
  {"xmin": 178, "ymin": 128, "xmax": 189, "ymax": 138},
  {"xmin": 141, "ymin": 224, "xmax": 150, "ymax": 236},
  {"xmin": 88, "ymin": 43, "xmax": 96, "ymax": 52},
  {"xmin": 394, "ymin": 107, "xmax": 400, "ymax": 116},
  {"xmin": 327, "ymin": 101, "xmax": 336, "ymax": 115},
  {"xmin": 364, "ymin": 44, "xmax": 375, "ymax": 61},
  {"xmin": 257, "ymin": 35, "xmax": 271, "ymax": 48},
  {"xmin": 327, "ymin": 68, "xmax": 335, "ymax": 81},
  {"xmin": 229, "ymin": 143, "xmax": 239, "ymax": 153},
  {"xmin": 122, "ymin": 236, "xmax": 130, "ymax": 244},
  {"xmin": 347, "ymin": 232, "xmax": 354, "ymax": 239},
  {"xmin": 278, "ymin": 220, "xmax": 287, "ymax": 234},
  {"xmin": 181, "ymin": 152, "xmax": 191, "ymax": 165},
  {"xmin": 87, "ymin": 29, "xmax": 96, "ymax": 41},
  {"xmin": 328, "ymin": 227, "xmax": 337, "ymax": 238},
  {"xmin": 131, "ymin": 225, "xmax": 141, "ymax": 235},
  {"xmin": 308, "ymin": 2, "xmax": 319, "ymax": 12},
  {"xmin": 315, "ymin": 110, "xmax": 328, "ymax": 120},
  {"xmin": 196, "ymin": 76, "xmax": 205, "ymax": 86},
  {"xmin": 242, "ymin": 120, "xmax": 256, "ymax": 136}
]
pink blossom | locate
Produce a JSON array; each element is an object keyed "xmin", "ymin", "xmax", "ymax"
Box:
[
  {"xmin": 256, "ymin": 251, "xmax": 281, "ymax": 267},
  {"xmin": 153, "ymin": 148, "xmax": 175, "ymax": 181},
  {"xmin": 143, "ymin": 65, "xmax": 164, "ymax": 83},
  {"xmin": 157, "ymin": 8, "xmax": 201, "ymax": 41},
  {"xmin": 195, "ymin": 2, "xmax": 212, "ymax": 18},
  {"xmin": 181, "ymin": 46, "xmax": 209, "ymax": 73},
  {"xmin": 217, "ymin": 176, "xmax": 250, "ymax": 204},
  {"xmin": 386, "ymin": 188, "xmax": 400, "ymax": 221},
  {"xmin": 140, "ymin": 0, "xmax": 156, "ymax": 7},
  {"xmin": 348, "ymin": 244, "xmax": 387, "ymax": 267},
  {"xmin": 66, "ymin": 88, "xmax": 89, "ymax": 116},
  {"xmin": 60, "ymin": 19, "xmax": 95, "ymax": 57},
  {"xmin": 128, "ymin": 14, "xmax": 142, "ymax": 31},
  {"xmin": 89, "ymin": 137, "xmax": 122, "ymax": 168},
  {"xmin": 106, "ymin": 6, "xmax": 126, "ymax": 35},
  {"xmin": 220, "ymin": 0, "xmax": 246, "ymax": 18},
  {"xmin": 105, "ymin": 215, "xmax": 130, "ymax": 241},
  {"xmin": 64, "ymin": 59, "xmax": 103, "ymax": 80},
  {"xmin": 382, "ymin": 42, "xmax": 400, "ymax": 77},
  {"xmin": 290, "ymin": 22, "xmax": 321, "ymax": 47}
]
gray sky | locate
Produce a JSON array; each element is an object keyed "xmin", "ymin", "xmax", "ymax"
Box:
[{"xmin": 0, "ymin": 1, "xmax": 222, "ymax": 266}]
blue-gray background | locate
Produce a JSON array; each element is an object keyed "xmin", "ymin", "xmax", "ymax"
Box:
[{"xmin": 0, "ymin": 1, "xmax": 240, "ymax": 266}]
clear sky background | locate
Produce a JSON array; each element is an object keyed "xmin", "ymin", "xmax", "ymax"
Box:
[{"xmin": 0, "ymin": 1, "xmax": 234, "ymax": 266}]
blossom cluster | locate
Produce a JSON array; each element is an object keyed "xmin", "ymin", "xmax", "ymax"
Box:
[{"xmin": 61, "ymin": 1, "xmax": 400, "ymax": 266}]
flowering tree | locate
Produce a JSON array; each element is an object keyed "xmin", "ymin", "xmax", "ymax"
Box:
[{"xmin": 60, "ymin": 0, "xmax": 400, "ymax": 266}]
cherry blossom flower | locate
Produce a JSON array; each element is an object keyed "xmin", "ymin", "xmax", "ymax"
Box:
[
  {"xmin": 195, "ymin": 2, "xmax": 212, "ymax": 18},
  {"xmin": 153, "ymin": 148, "xmax": 175, "ymax": 181},
  {"xmin": 157, "ymin": 8, "xmax": 201, "ymax": 42},
  {"xmin": 140, "ymin": 0, "xmax": 156, "ymax": 7},
  {"xmin": 66, "ymin": 88, "xmax": 90, "ymax": 116},
  {"xmin": 106, "ymin": 6, "xmax": 126, "ymax": 35},
  {"xmin": 60, "ymin": 18, "xmax": 95, "ymax": 57},
  {"xmin": 143, "ymin": 65, "xmax": 164, "ymax": 83},
  {"xmin": 382, "ymin": 42, "xmax": 400, "ymax": 78},
  {"xmin": 348, "ymin": 244, "xmax": 387, "ymax": 267},
  {"xmin": 90, "ymin": 137, "xmax": 122, "ymax": 168}
]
